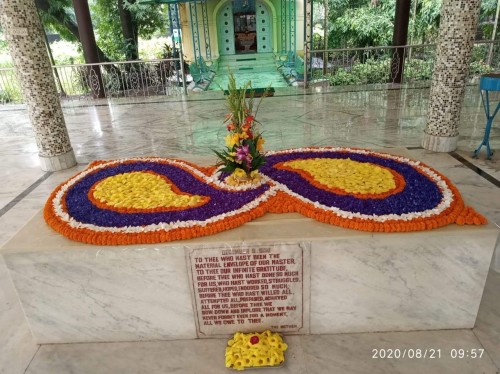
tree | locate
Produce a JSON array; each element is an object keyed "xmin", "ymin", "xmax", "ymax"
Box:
[
  {"xmin": 36, "ymin": 0, "xmax": 168, "ymax": 62},
  {"xmin": 91, "ymin": 0, "xmax": 168, "ymax": 61},
  {"xmin": 326, "ymin": 0, "xmax": 444, "ymax": 48},
  {"xmin": 36, "ymin": 0, "xmax": 112, "ymax": 62},
  {"xmin": 118, "ymin": 0, "xmax": 138, "ymax": 61},
  {"xmin": 410, "ymin": 0, "xmax": 441, "ymax": 44},
  {"xmin": 479, "ymin": 0, "xmax": 500, "ymax": 39},
  {"xmin": 328, "ymin": 0, "xmax": 367, "ymax": 18},
  {"xmin": 328, "ymin": 0, "xmax": 395, "ymax": 48}
]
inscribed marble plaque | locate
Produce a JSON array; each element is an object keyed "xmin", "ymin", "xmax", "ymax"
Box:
[{"xmin": 186, "ymin": 243, "xmax": 307, "ymax": 337}]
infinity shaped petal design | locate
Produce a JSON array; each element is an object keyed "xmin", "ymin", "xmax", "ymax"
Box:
[{"xmin": 44, "ymin": 148, "xmax": 486, "ymax": 245}]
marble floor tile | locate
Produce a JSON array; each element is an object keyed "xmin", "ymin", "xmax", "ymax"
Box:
[
  {"xmin": 0, "ymin": 198, "xmax": 44, "ymax": 247},
  {"xmin": 26, "ymin": 336, "xmax": 306, "ymax": 374},
  {"xmin": 456, "ymin": 148, "xmax": 500, "ymax": 182},
  {"xmin": 24, "ymin": 329, "xmax": 500, "ymax": 374},
  {"xmin": 1, "ymin": 84, "xmax": 500, "ymax": 373},
  {"xmin": 0, "ymin": 198, "xmax": 13, "ymax": 211},
  {"xmin": 300, "ymin": 330, "xmax": 498, "ymax": 374},
  {"xmin": 0, "ymin": 257, "xmax": 38, "ymax": 374},
  {"xmin": 474, "ymin": 269, "xmax": 500, "ymax": 369}
]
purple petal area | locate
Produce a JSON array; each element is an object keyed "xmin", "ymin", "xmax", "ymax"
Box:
[
  {"xmin": 261, "ymin": 151, "xmax": 442, "ymax": 216},
  {"xmin": 65, "ymin": 162, "xmax": 269, "ymax": 228}
]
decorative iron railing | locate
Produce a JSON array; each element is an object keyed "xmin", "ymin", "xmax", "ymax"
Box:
[
  {"xmin": 308, "ymin": 40, "xmax": 500, "ymax": 87},
  {"xmin": 1, "ymin": 58, "xmax": 186, "ymax": 104},
  {"xmin": 2, "ymin": 41, "xmax": 500, "ymax": 104},
  {"xmin": 0, "ymin": 67, "xmax": 21, "ymax": 104}
]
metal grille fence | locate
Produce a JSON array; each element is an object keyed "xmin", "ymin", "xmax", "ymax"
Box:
[
  {"xmin": 1, "ymin": 58, "xmax": 185, "ymax": 104},
  {"xmin": 2, "ymin": 41, "xmax": 500, "ymax": 104},
  {"xmin": 308, "ymin": 40, "xmax": 500, "ymax": 86}
]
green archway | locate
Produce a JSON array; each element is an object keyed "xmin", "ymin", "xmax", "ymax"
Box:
[{"xmin": 215, "ymin": 0, "xmax": 276, "ymax": 56}]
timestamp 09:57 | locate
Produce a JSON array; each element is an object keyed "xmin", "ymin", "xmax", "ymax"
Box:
[{"xmin": 372, "ymin": 348, "xmax": 485, "ymax": 359}]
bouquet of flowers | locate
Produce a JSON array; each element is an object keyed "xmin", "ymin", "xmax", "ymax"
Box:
[{"xmin": 214, "ymin": 74, "xmax": 268, "ymax": 185}]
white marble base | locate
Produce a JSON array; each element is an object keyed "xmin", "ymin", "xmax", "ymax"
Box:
[
  {"xmin": 310, "ymin": 231, "xmax": 497, "ymax": 334},
  {"xmin": 39, "ymin": 149, "xmax": 77, "ymax": 171},
  {"xmin": 4, "ymin": 244, "xmax": 197, "ymax": 344},
  {"xmin": 2, "ymin": 211, "xmax": 497, "ymax": 344},
  {"xmin": 0, "ymin": 256, "xmax": 38, "ymax": 374},
  {"xmin": 492, "ymin": 240, "xmax": 500, "ymax": 273},
  {"xmin": 422, "ymin": 132, "xmax": 459, "ymax": 152}
]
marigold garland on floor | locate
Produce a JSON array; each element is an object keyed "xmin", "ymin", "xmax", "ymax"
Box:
[
  {"xmin": 44, "ymin": 147, "xmax": 487, "ymax": 245},
  {"xmin": 225, "ymin": 331, "xmax": 287, "ymax": 370}
]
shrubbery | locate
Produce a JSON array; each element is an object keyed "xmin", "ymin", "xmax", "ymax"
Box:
[
  {"xmin": 50, "ymin": 40, "xmax": 84, "ymax": 65},
  {"xmin": 321, "ymin": 57, "xmax": 488, "ymax": 86},
  {"xmin": 469, "ymin": 60, "xmax": 494, "ymax": 76}
]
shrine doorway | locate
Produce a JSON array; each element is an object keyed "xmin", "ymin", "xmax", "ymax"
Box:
[{"xmin": 216, "ymin": 0, "xmax": 273, "ymax": 56}]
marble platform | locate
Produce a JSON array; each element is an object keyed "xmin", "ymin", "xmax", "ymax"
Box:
[{"xmin": 2, "ymin": 209, "xmax": 497, "ymax": 344}]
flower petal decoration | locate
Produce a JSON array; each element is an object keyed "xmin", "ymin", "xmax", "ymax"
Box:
[
  {"xmin": 260, "ymin": 147, "xmax": 487, "ymax": 232},
  {"xmin": 44, "ymin": 158, "xmax": 274, "ymax": 245},
  {"xmin": 44, "ymin": 148, "xmax": 487, "ymax": 245},
  {"xmin": 90, "ymin": 171, "xmax": 210, "ymax": 213}
]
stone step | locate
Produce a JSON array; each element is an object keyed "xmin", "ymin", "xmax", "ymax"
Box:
[
  {"xmin": 211, "ymin": 53, "xmax": 286, "ymax": 90},
  {"xmin": 218, "ymin": 53, "xmax": 275, "ymax": 62},
  {"xmin": 217, "ymin": 65, "xmax": 278, "ymax": 73}
]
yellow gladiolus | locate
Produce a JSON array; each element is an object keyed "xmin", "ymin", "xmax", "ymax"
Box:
[
  {"xmin": 225, "ymin": 133, "xmax": 240, "ymax": 148},
  {"xmin": 239, "ymin": 131, "xmax": 250, "ymax": 140},
  {"xmin": 256, "ymin": 136, "xmax": 265, "ymax": 152}
]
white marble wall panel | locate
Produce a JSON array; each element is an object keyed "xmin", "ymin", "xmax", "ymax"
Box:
[
  {"xmin": 4, "ymin": 247, "xmax": 197, "ymax": 344},
  {"xmin": 2, "ymin": 214, "xmax": 497, "ymax": 343},
  {"xmin": 310, "ymin": 229, "xmax": 498, "ymax": 334},
  {"xmin": 0, "ymin": 256, "xmax": 38, "ymax": 374}
]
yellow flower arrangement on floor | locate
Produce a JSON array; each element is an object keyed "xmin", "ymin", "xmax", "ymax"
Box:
[
  {"xmin": 282, "ymin": 158, "xmax": 397, "ymax": 194},
  {"xmin": 225, "ymin": 331, "xmax": 288, "ymax": 371},
  {"xmin": 91, "ymin": 171, "xmax": 207, "ymax": 210},
  {"xmin": 88, "ymin": 169, "xmax": 210, "ymax": 213}
]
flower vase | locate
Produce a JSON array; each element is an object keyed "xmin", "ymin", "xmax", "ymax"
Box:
[{"xmin": 226, "ymin": 171, "xmax": 261, "ymax": 186}]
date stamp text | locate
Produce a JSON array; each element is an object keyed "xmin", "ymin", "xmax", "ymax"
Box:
[{"xmin": 372, "ymin": 348, "xmax": 485, "ymax": 359}]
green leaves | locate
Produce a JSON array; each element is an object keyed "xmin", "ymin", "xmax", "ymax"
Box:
[
  {"xmin": 36, "ymin": 0, "xmax": 168, "ymax": 61},
  {"xmin": 330, "ymin": 4, "xmax": 394, "ymax": 48},
  {"xmin": 225, "ymin": 73, "xmax": 255, "ymax": 129},
  {"xmin": 326, "ymin": 0, "xmax": 442, "ymax": 48}
]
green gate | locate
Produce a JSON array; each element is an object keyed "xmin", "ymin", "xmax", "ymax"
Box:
[
  {"xmin": 217, "ymin": 2, "xmax": 235, "ymax": 55},
  {"xmin": 256, "ymin": 0, "xmax": 272, "ymax": 53}
]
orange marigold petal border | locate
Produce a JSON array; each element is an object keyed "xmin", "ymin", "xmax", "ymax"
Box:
[{"xmin": 44, "ymin": 148, "xmax": 487, "ymax": 245}]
